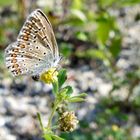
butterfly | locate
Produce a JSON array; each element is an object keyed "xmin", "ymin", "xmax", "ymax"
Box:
[{"xmin": 5, "ymin": 9, "xmax": 60, "ymax": 78}]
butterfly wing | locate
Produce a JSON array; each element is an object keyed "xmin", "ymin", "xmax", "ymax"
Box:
[
  {"xmin": 5, "ymin": 41, "xmax": 54, "ymax": 76},
  {"xmin": 5, "ymin": 9, "xmax": 59, "ymax": 76},
  {"xmin": 17, "ymin": 9, "xmax": 59, "ymax": 58}
]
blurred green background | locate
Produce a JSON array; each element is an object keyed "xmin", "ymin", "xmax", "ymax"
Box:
[{"xmin": 0, "ymin": 0, "xmax": 140, "ymax": 140}]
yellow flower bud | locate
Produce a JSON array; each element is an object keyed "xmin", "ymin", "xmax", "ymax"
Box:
[
  {"xmin": 40, "ymin": 68, "xmax": 58, "ymax": 84},
  {"xmin": 112, "ymin": 124, "xmax": 119, "ymax": 131}
]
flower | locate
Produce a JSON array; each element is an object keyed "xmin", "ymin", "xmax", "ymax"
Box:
[
  {"xmin": 112, "ymin": 124, "xmax": 119, "ymax": 132},
  {"xmin": 40, "ymin": 68, "xmax": 58, "ymax": 84},
  {"xmin": 58, "ymin": 111, "xmax": 79, "ymax": 132}
]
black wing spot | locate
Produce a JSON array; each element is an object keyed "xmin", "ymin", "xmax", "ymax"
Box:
[
  {"xmin": 36, "ymin": 46, "xmax": 39, "ymax": 49},
  {"xmin": 44, "ymin": 52, "xmax": 46, "ymax": 55},
  {"xmin": 39, "ymin": 59, "xmax": 41, "ymax": 61},
  {"xmin": 34, "ymin": 30, "xmax": 38, "ymax": 33},
  {"xmin": 42, "ymin": 36, "xmax": 47, "ymax": 40}
]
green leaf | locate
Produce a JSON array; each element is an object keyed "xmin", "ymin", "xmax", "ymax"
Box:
[
  {"xmin": 52, "ymin": 81, "xmax": 59, "ymax": 95},
  {"xmin": 58, "ymin": 86, "xmax": 73, "ymax": 101},
  {"xmin": 119, "ymin": 0, "xmax": 140, "ymax": 6},
  {"xmin": 43, "ymin": 134, "xmax": 52, "ymax": 140},
  {"xmin": 0, "ymin": 0, "xmax": 15, "ymax": 6},
  {"xmin": 51, "ymin": 134, "xmax": 64, "ymax": 140},
  {"xmin": 76, "ymin": 32, "xmax": 88, "ymax": 41},
  {"xmin": 64, "ymin": 86, "xmax": 73, "ymax": 96},
  {"xmin": 76, "ymin": 49, "xmax": 107, "ymax": 60},
  {"xmin": 60, "ymin": 43, "xmax": 73, "ymax": 57},
  {"xmin": 76, "ymin": 93, "xmax": 87, "ymax": 97},
  {"xmin": 58, "ymin": 88, "xmax": 69, "ymax": 100},
  {"xmin": 96, "ymin": 21, "xmax": 110, "ymax": 45},
  {"xmin": 99, "ymin": 0, "xmax": 140, "ymax": 7},
  {"xmin": 96, "ymin": 13, "xmax": 115, "ymax": 45},
  {"xmin": 109, "ymin": 35, "xmax": 121, "ymax": 58},
  {"xmin": 37, "ymin": 112, "xmax": 44, "ymax": 131},
  {"xmin": 58, "ymin": 69, "xmax": 67, "ymax": 88},
  {"xmin": 71, "ymin": 9, "xmax": 87, "ymax": 22},
  {"xmin": 71, "ymin": 0, "xmax": 83, "ymax": 10},
  {"xmin": 68, "ymin": 97, "xmax": 85, "ymax": 102},
  {"xmin": 99, "ymin": 0, "xmax": 116, "ymax": 7},
  {"xmin": 68, "ymin": 93, "xmax": 87, "ymax": 102}
]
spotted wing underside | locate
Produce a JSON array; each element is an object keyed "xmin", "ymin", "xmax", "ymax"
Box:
[{"xmin": 5, "ymin": 9, "xmax": 58, "ymax": 76}]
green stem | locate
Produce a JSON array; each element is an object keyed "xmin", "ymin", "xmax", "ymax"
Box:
[
  {"xmin": 37, "ymin": 112, "xmax": 45, "ymax": 131},
  {"xmin": 46, "ymin": 100, "xmax": 59, "ymax": 129},
  {"xmin": 46, "ymin": 80, "xmax": 60, "ymax": 129}
]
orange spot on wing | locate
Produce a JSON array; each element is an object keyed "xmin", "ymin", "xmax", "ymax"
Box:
[
  {"xmin": 20, "ymin": 44, "xmax": 25, "ymax": 48},
  {"xmin": 15, "ymin": 69, "xmax": 21, "ymax": 75},
  {"xmin": 26, "ymin": 23, "xmax": 32, "ymax": 29},
  {"xmin": 23, "ymin": 29, "xmax": 30, "ymax": 34},
  {"xmin": 12, "ymin": 64, "xmax": 19, "ymax": 69},
  {"xmin": 11, "ymin": 53, "xmax": 17, "ymax": 57},
  {"xmin": 11, "ymin": 58, "xmax": 17, "ymax": 63},
  {"xmin": 19, "ymin": 35, "xmax": 29, "ymax": 41},
  {"xmin": 13, "ymin": 48, "xmax": 19, "ymax": 52},
  {"xmin": 30, "ymin": 17, "xmax": 38, "ymax": 23},
  {"xmin": 23, "ymin": 36, "xmax": 29, "ymax": 41}
]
